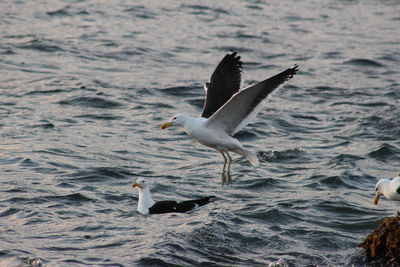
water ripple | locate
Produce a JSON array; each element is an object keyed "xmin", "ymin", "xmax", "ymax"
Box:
[
  {"xmin": 58, "ymin": 96, "xmax": 123, "ymax": 109},
  {"xmin": 343, "ymin": 58, "xmax": 384, "ymax": 67}
]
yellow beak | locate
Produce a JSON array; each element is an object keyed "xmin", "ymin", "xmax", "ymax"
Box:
[
  {"xmin": 160, "ymin": 121, "xmax": 172, "ymax": 129},
  {"xmin": 132, "ymin": 183, "xmax": 139, "ymax": 188},
  {"xmin": 373, "ymin": 192, "xmax": 381, "ymax": 205}
]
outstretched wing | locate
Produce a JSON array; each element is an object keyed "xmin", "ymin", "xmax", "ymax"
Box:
[
  {"xmin": 201, "ymin": 52, "xmax": 242, "ymax": 118},
  {"xmin": 206, "ymin": 65, "xmax": 298, "ymax": 136}
]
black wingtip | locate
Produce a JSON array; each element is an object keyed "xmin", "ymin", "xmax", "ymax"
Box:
[
  {"xmin": 286, "ymin": 64, "xmax": 299, "ymax": 79},
  {"xmin": 202, "ymin": 51, "xmax": 244, "ymax": 118},
  {"xmin": 229, "ymin": 51, "xmax": 238, "ymax": 57},
  {"xmin": 226, "ymin": 51, "xmax": 243, "ymax": 71}
]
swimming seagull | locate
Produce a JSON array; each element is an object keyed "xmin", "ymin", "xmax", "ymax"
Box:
[
  {"xmin": 132, "ymin": 178, "xmax": 215, "ymax": 215},
  {"xmin": 374, "ymin": 174, "xmax": 400, "ymax": 205},
  {"xmin": 160, "ymin": 52, "xmax": 298, "ymax": 184}
]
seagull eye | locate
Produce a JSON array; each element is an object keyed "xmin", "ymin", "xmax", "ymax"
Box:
[{"xmin": 172, "ymin": 117, "xmax": 177, "ymax": 120}]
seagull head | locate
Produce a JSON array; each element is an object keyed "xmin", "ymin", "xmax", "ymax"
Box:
[
  {"xmin": 374, "ymin": 179, "xmax": 385, "ymax": 205},
  {"xmin": 132, "ymin": 178, "xmax": 150, "ymax": 189},
  {"xmin": 160, "ymin": 114, "xmax": 189, "ymax": 129}
]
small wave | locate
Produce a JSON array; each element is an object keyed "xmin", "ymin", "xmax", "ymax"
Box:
[
  {"xmin": 271, "ymin": 117, "xmax": 322, "ymax": 134},
  {"xmin": 368, "ymin": 143, "xmax": 400, "ymax": 162},
  {"xmin": 0, "ymin": 207, "xmax": 20, "ymax": 218},
  {"xmin": 343, "ymin": 58, "xmax": 384, "ymax": 67},
  {"xmin": 314, "ymin": 200, "xmax": 371, "ymax": 217},
  {"xmin": 61, "ymin": 167, "xmax": 131, "ymax": 183},
  {"xmin": 235, "ymin": 32, "xmax": 263, "ymax": 40},
  {"xmin": 180, "ymin": 220, "xmax": 268, "ymax": 265},
  {"xmin": 46, "ymin": 7, "xmax": 71, "ymax": 17},
  {"xmin": 40, "ymin": 246, "xmax": 84, "ymax": 252},
  {"xmin": 186, "ymin": 98, "xmax": 204, "ymax": 110},
  {"xmin": 45, "ymin": 193, "xmax": 95, "ymax": 205},
  {"xmin": 331, "ymin": 101, "xmax": 388, "ymax": 107},
  {"xmin": 29, "ymin": 122, "xmax": 55, "ymax": 129},
  {"xmin": 238, "ymin": 206, "xmax": 303, "ymax": 225},
  {"xmin": 0, "ymin": 157, "xmax": 24, "ymax": 165},
  {"xmin": 96, "ymin": 49, "xmax": 150, "ymax": 61},
  {"xmin": 213, "ymin": 46, "xmax": 253, "ymax": 54},
  {"xmin": 318, "ymin": 175, "xmax": 358, "ymax": 190},
  {"xmin": 285, "ymin": 15, "xmax": 316, "ymax": 22},
  {"xmin": 309, "ymin": 172, "xmax": 372, "ymax": 190},
  {"xmin": 237, "ymin": 177, "xmax": 281, "ymax": 190},
  {"xmin": 16, "ymin": 38, "xmax": 62, "ymax": 53},
  {"xmin": 234, "ymin": 129, "xmax": 258, "ymax": 140},
  {"xmin": 180, "ymin": 4, "xmax": 229, "ymax": 15},
  {"xmin": 46, "ymin": 5, "xmax": 89, "ymax": 17},
  {"xmin": 160, "ymin": 86, "xmax": 200, "ymax": 97},
  {"xmin": 321, "ymin": 51, "xmax": 342, "ymax": 59},
  {"xmin": 291, "ymin": 114, "xmax": 320, "ymax": 121},
  {"xmin": 56, "ymin": 182, "xmax": 76, "ymax": 189},
  {"xmin": 25, "ymin": 89, "xmax": 69, "ymax": 96},
  {"xmin": 20, "ymin": 158, "xmax": 39, "ymax": 167},
  {"xmin": 0, "ymin": 48, "xmax": 16, "ymax": 55},
  {"xmin": 58, "ymin": 96, "xmax": 123, "ymax": 109},
  {"xmin": 75, "ymin": 114, "xmax": 123, "ymax": 121},
  {"xmin": 360, "ymin": 114, "xmax": 400, "ymax": 140},
  {"xmin": 327, "ymin": 154, "xmax": 365, "ymax": 168},
  {"xmin": 135, "ymin": 257, "xmax": 173, "ymax": 266},
  {"xmin": 123, "ymin": 5, "xmax": 157, "ymax": 19}
]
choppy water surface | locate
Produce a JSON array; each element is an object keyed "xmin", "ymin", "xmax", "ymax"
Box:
[{"xmin": 1, "ymin": 0, "xmax": 399, "ymax": 266}]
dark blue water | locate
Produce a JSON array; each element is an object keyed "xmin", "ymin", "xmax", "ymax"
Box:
[{"xmin": 1, "ymin": 0, "xmax": 399, "ymax": 266}]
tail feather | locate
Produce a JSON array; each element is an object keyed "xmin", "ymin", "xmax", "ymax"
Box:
[
  {"xmin": 246, "ymin": 151, "xmax": 259, "ymax": 167},
  {"xmin": 237, "ymin": 149, "xmax": 259, "ymax": 167},
  {"xmin": 197, "ymin": 196, "xmax": 216, "ymax": 206},
  {"xmin": 183, "ymin": 196, "xmax": 215, "ymax": 208}
]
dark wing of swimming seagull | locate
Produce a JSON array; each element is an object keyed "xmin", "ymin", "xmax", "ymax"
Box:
[
  {"xmin": 149, "ymin": 196, "xmax": 215, "ymax": 214},
  {"xmin": 201, "ymin": 52, "xmax": 242, "ymax": 118},
  {"xmin": 206, "ymin": 65, "xmax": 298, "ymax": 136}
]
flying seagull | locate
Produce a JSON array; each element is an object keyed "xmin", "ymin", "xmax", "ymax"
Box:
[
  {"xmin": 374, "ymin": 174, "xmax": 400, "ymax": 205},
  {"xmin": 160, "ymin": 52, "xmax": 298, "ymax": 184},
  {"xmin": 132, "ymin": 178, "xmax": 215, "ymax": 215}
]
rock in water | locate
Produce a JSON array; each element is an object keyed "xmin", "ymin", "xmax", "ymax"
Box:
[{"xmin": 359, "ymin": 216, "xmax": 400, "ymax": 265}]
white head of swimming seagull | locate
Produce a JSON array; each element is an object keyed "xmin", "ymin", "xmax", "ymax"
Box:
[
  {"xmin": 132, "ymin": 178, "xmax": 215, "ymax": 215},
  {"xmin": 161, "ymin": 51, "xmax": 298, "ymax": 184},
  {"xmin": 374, "ymin": 174, "xmax": 400, "ymax": 205},
  {"xmin": 132, "ymin": 178, "xmax": 156, "ymax": 214}
]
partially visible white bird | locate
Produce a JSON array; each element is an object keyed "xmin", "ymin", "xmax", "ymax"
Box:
[
  {"xmin": 374, "ymin": 174, "xmax": 400, "ymax": 205},
  {"xmin": 132, "ymin": 178, "xmax": 215, "ymax": 215},
  {"xmin": 160, "ymin": 52, "xmax": 298, "ymax": 184}
]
